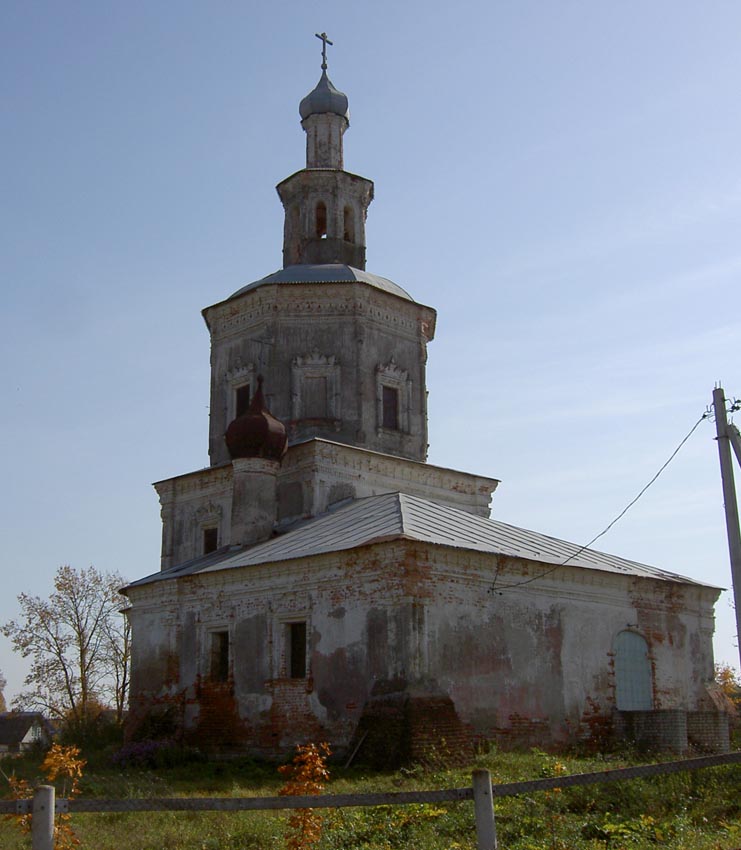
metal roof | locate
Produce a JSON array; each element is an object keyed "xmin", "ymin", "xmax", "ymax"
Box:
[
  {"xmin": 127, "ymin": 492, "xmax": 712, "ymax": 591},
  {"xmin": 299, "ymin": 71, "xmax": 350, "ymax": 120},
  {"xmin": 227, "ymin": 264, "xmax": 413, "ymax": 302}
]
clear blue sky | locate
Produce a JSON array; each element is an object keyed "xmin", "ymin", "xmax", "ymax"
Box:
[{"xmin": 2, "ymin": 1, "xmax": 740, "ymax": 701}]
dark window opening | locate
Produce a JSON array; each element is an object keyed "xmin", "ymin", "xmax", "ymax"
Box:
[
  {"xmin": 303, "ymin": 376, "xmax": 328, "ymax": 418},
  {"xmin": 316, "ymin": 202, "xmax": 327, "ymax": 239},
  {"xmin": 203, "ymin": 527, "xmax": 218, "ymax": 555},
  {"xmin": 343, "ymin": 206, "xmax": 355, "ymax": 242},
  {"xmin": 287, "ymin": 622, "xmax": 307, "ymax": 678},
  {"xmin": 382, "ymin": 385, "xmax": 399, "ymax": 430},
  {"xmin": 235, "ymin": 384, "xmax": 251, "ymax": 418},
  {"xmin": 210, "ymin": 631, "xmax": 229, "ymax": 682}
]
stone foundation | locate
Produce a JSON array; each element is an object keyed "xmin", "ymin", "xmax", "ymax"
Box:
[
  {"xmin": 686, "ymin": 710, "xmax": 730, "ymax": 752},
  {"xmin": 615, "ymin": 708, "xmax": 729, "ymax": 753}
]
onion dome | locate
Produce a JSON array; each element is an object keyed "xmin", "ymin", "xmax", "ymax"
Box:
[
  {"xmin": 225, "ymin": 376, "xmax": 287, "ymax": 461},
  {"xmin": 299, "ymin": 71, "xmax": 350, "ymax": 121}
]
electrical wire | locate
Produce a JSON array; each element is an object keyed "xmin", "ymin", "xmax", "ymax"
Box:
[{"xmin": 489, "ymin": 411, "xmax": 710, "ymax": 594}]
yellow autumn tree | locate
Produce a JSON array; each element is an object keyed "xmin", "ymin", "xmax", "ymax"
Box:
[
  {"xmin": 2, "ymin": 565, "xmax": 130, "ymax": 739},
  {"xmin": 278, "ymin": 742, "xmax": 331, "ymax": 850},
  {"xmin": 715, "ymin": 663, "xmax": 741, "ymax": 710},
  {"xmin": 4, "ymin": 743, "xmax": 85, "ymax": 850}
]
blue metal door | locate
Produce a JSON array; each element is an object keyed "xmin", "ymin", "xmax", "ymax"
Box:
[{"xmin": 614, "ymin": 631, "xmax": 653, "ymax": 710}]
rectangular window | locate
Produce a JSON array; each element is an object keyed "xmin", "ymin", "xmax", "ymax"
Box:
[
  {"xmin": 203, "ymin": 527, "xmax": 218, "ymax": 554},
  {"xmin": 303, "ymin": 376, "xmax": 328, "ymax": 418},
  {"xmin": 235, "ymin": 384, "xmax": 251, "ymax": 418},
  {"xmin": 210, "ymin": 631, "xmax": 229, "ymax": 682},
  {"xmin": 287, "ymin": 621, "xmax": 307, "ymax": 678},
  {"xmin": 382, "ymin": 385, "xmax": 399, "ymax": 430}
]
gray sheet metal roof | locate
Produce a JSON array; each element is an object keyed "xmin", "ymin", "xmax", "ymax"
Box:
[
  {"xmin": 127, "ymin": 492, "xmax": 711, "ymax": 590},
  {"xmin": 299, "ymin": 71, "xmax": 350, "ymax": 120},
  {"xmin": 227, "ymin": 264, "xmax": 413, "ymax": 302}
]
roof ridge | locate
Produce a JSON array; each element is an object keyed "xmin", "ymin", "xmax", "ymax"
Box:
[
  {"xmin": 125, "ymin": 489, "xmax": 715, "ymax": 592},
  {"xmin": 396, "ymin": 491, "xmax": 408, "ymax": 531}
]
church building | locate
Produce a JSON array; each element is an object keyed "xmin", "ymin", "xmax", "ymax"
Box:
[{"xmin": 124, "ymin": 44, "xmax": 729, "ymax": 760}]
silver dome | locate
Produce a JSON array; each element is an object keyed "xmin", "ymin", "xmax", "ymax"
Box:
[{"xmin": 299, "ymin": 71, "xmax": 350, "ymax": 121}]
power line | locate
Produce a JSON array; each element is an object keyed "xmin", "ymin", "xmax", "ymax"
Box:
[{"xmin": 489, "ymin": 410, "xmax": 710, "ymax": 594}]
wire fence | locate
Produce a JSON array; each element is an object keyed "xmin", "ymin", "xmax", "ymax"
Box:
[{"xmin": 2, "ymin": 751, "xmax": 739, "ymax": 850}]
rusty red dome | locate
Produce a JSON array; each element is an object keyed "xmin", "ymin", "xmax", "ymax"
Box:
[{"xmin": 225, "ymin": 376, "xmax": 287, "ymax": 461}]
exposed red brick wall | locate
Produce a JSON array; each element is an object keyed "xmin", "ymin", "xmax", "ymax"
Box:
[
  {"xmin": 492, "ymin": 713, "xmax": 552, "ymax": 750},
  {"xmin": 577, "ymin": 697, "xmax": 614, "ymax": 752},
  {"xmin": 191, "ymin": 677, "xmax": 250, "ymax": 750},
  {"xmin": 407, "ymin": 695, "xmax": 474, "ymax": 765},
  {"xmin": 256, "ymin": 679, "xmax": 327, "ymax": 757},
  {"xmin": 349, "ymin": 688, "xmax": 472, "ymax": 768}
]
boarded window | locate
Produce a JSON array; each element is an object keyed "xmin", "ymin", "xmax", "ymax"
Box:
[
  {"xmin": 614, "ymin": 631, "xmax": 653, "ymax": 710},
  {"xmin": 210, "ymin": 631, "xmax": 229, "ymax": 682},
  {"xmin": 287, "ymin": 622, "xmax": 307, "ymax": 678},
  {"xmin": 382, "ymin": 385, "xmax": 399, "ymax": 430},
  {"xmin": 303, "ymin": 376, "xmax": 328, "ymax": 418},
  {"xmin": 235, "ymin": 384, "xmax": 251, "ymax": 418},
  {"xmin": 278, "ymin": 481, "xmax": 304, "ymax": 520},
  {"xmin": 203, "ymin": 527, "xmax": 218, "ymax": 554}
]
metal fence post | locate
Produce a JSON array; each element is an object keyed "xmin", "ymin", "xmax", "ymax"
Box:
[
  {"xmin": 32, "ymin": 784, "xmax": 55, "ymax": 850},
  {"xmin": 473, "ymin": 769, "xmax": 497, "ymax": 850}
]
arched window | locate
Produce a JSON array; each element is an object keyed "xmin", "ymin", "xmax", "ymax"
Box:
[
  {"xmin": 343, "ymin": 205, "xmax": 355, "ymax": 243},
  {"xmin": 614, "ymin": 631, "xmax": 653, "ymax": 710},
  {"xmin": 316, "ymin": 202, "xmax": 327, "ymax": 239}
]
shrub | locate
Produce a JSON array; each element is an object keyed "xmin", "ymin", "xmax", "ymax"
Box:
[
  {"xmin": 278, "ymin": 742, "xmax": 331, "ymax": 850},
  {"xmin": 112, "ymin": 739, "xmax": 204, "ymax": 769}
]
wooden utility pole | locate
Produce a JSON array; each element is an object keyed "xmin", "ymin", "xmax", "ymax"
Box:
[
  {"xmin": 728, "ymin": 422, "xmax": 741, "ymax": 468},
  {"xmin": 712, "ymin": 386, "xmax": 741, "ymax": 668}
]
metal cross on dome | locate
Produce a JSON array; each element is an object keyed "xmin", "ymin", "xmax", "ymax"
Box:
[{"xmin": 315, "ymin": 31, "xmax": 333, "ymax": 71}]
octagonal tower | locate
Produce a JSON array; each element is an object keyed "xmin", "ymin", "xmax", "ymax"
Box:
[{"xmin": 203, "ymin": 52, "xmax": 436, "ymax": 466}]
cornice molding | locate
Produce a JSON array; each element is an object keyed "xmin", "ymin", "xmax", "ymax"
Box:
[
  {"xmin": 155, "ymin": 466, "xmax": 233, "ymax": 501},
  {"xmin": 281, "ymin": 442, "xmax": 496, "ymax": 498},
  {"xmin": 207, "ymin": 284, "xmax": 433, "ymax": 342}
]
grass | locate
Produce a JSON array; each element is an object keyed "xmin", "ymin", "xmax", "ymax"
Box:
[{"xmin": 1, "ymin": 745, "xmax": 739, "ymax": 849}]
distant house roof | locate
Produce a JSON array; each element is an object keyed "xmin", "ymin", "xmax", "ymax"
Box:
[
  {"xmin": 0, "ymin": 713, "xmax": 51, "ymax": 746},
  {"xmin": 126, "ymin": 492, "xmax": 715, "ymax": 591}
]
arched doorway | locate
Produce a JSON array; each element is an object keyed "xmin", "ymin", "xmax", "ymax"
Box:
[{"xmin": 614, "ymin": 631, "xmax": 653, "ymax": 710}]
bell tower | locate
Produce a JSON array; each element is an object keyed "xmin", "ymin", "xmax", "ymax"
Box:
[
  {"xmin": 277, "ymin": 34, "xmax": 373, "ymax": 270},
  {"xmin": 202, "ymin": 36, "xmax": 436, "ymax": 466}
]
